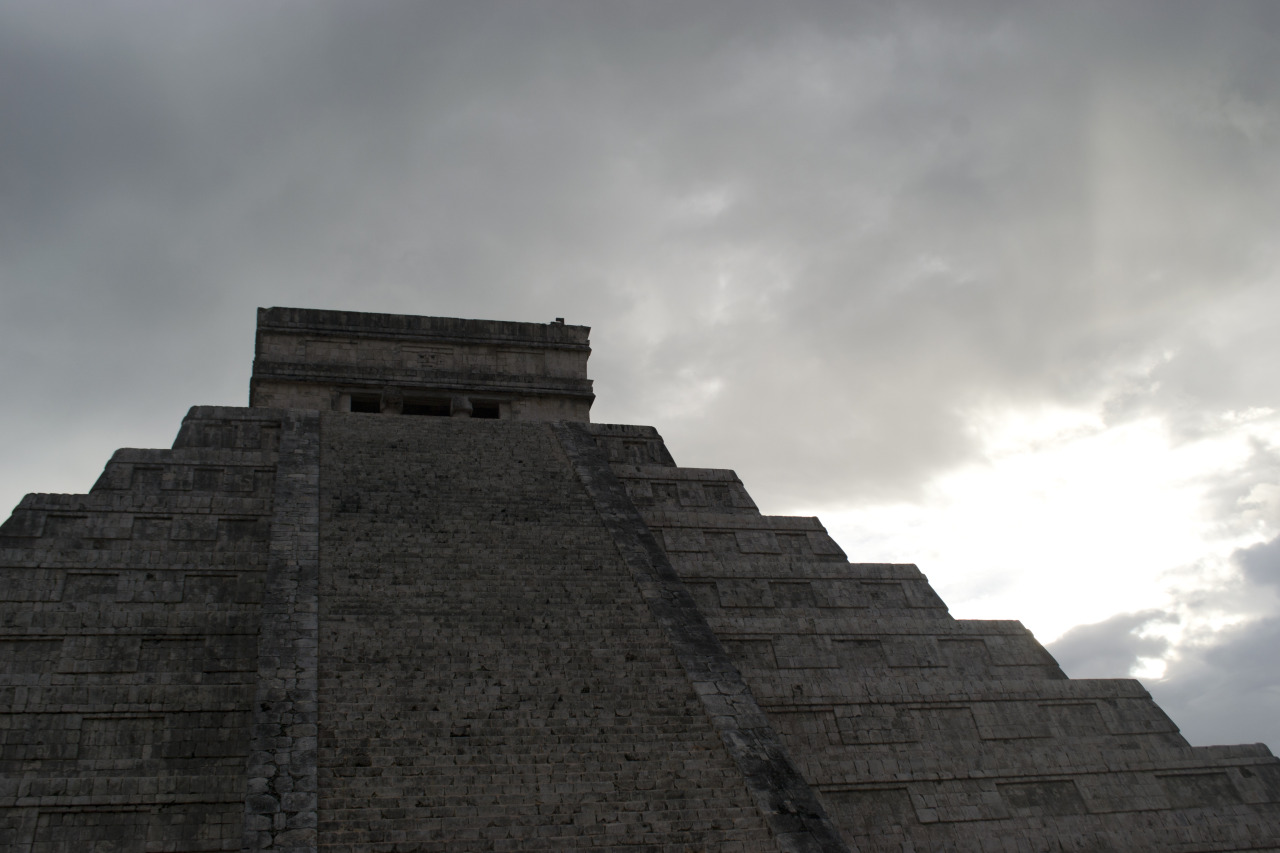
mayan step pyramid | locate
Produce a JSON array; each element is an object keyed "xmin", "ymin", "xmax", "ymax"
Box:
[{"xmin": 2, "ymin": 306, "xmax": 1278, "ymax": 852}]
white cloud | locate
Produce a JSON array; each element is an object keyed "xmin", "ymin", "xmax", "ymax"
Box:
[{"xmin": 811, "ymin": 403, "xmax": 1280, "ymax": 646}]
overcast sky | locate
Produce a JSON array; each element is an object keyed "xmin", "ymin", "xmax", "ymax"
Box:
[{"xmin": 3, "ymin": 1, "xmax": 1279, "ymax": 748}]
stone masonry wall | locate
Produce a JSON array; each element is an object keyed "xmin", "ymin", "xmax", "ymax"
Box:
[
  {"xmin": 4, "ymin": 393, "xmax": 1280, "ymax": 851},
  {"xmin": 314, "ymin": 413, "xmax": 780, "ymax": 852},
  {"xmin": 588, "ymin": 423, "xmax": 1280, "ymax": 852},
  {"xmin": 554, "ymin": 422, "xmax": 848, "ymax": 853},
  {"xmin": 0, "ymin": 407, "xmax": 282, "ymax": 852},
  {"xmin": 250, "ymin": 307, "xmax": 595, "ymax": 420}
]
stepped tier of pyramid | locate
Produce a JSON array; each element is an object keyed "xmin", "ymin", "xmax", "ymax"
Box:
[{"xmin": 2, "ymin": 307, "xmax": 1278, "ymax": 852}]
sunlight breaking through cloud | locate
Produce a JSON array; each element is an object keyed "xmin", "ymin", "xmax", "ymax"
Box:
[{"xmin": 810, "ymin": 404, "xmax": 1280, "ymax": 647}]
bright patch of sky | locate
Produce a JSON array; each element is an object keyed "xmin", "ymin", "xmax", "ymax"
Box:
[{"xmin": 802, "ymin": 404, "xmax": 1280, "ymax": 658}]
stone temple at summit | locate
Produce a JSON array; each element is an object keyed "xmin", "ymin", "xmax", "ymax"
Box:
[{"xmin": 3, "ymin": 306, "xmax": 1280, "ymax": 852}]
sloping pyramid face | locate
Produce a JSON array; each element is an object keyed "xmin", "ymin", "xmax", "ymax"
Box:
[{"xmin": 2, "ymin": 308, "xmax": 1279, "ymax": 852}]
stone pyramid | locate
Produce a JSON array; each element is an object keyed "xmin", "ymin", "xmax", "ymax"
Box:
[{"xmin": 2, "ymin": 307, "xmax": 1278, "ymax": 852}]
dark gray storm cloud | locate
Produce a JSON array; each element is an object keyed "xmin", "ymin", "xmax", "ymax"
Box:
[
  {"xmin": 1049, "ymin": 610, "xmax": 1174, "ymax": 680},
  {"xmin": 1050, "ymin": 535, "xmax": 1280, "ymax": 747},
  {"xmin": 1054, "ymin": 604, "xmax": 1280, "ymax": 749},
  {"xmin": 2, "ymin": 1, "xmax": 1279, "ymax": 740},
  {"xmin": 1151, "ymin": 616, "xmax": 1280, "ymax": 749},
  {"xmin": 1237, "ymin": 535, "xmax": 1280, "ymax": 588}
]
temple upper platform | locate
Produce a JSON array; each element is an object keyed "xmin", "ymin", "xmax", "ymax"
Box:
[{"xmin": 249, "ymin": 306, "xmax": 594, "ymax": 420}]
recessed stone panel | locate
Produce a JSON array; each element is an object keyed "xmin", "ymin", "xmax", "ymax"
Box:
[
  {"xmin": 832, "ymin": 639, "xmax": 888, "ymax": 670},
  {"xmin": 57, "ymin": 635, "xmax": 141, "ymax": 674},
  {"xmin": 736, "ymin": 530, "xmax": 780, "ymax": 554},
  {"xmin": 999, "ymin": 779, "xmax": 1089, "ymax": 816},
  {"xmin": 661, "ymin": 527, "xmax": 706, "ymax": 552},
  {"xmin": 78, "ymin": 715, "xmax": 164, "ymax": 762},
  {"xmin": 823, "ymin": 787, "xmax": 917, "ymax": 836},
  {"xmin": 770, "ymin": 580, "xmax": 815, "ymax": 608},
  {"xmin": 723, "ymin": 638, "xmax": 777, "ymax": 669},
  {"xmin": 717, "ymin": 579, "xmax": 774, "ymax": 608},
  {"xmin": 1160, "ymin": 772, "xmax": 1243, "ymax": 808},
  {"xmin": 1045, "ymin": 702, "xmax": 1109, "ymax": 736},
  {"xmin": 60, "ymin": 572, "xmax": 119, "ymax": 601},
  {"xmin": 0, "ymin": 639, "xmax": 62, "ymax": 674}
]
